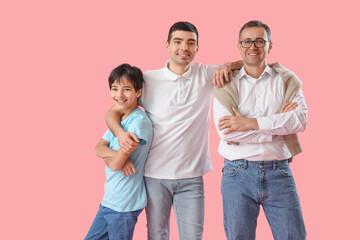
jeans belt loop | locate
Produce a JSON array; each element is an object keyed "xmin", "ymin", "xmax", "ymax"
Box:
[
  {"xmin": 243, "ymin": 160, "xmax": 248, "ymax": 170},
  {"xmin": 273, "ymin": 161, "xmax": 277, "ymax": 170}
]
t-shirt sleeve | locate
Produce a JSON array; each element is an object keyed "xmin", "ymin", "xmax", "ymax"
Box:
[
  {"xmin": 102, "ymin": 129, "xmax": 113, "ymax": 143},
  {"xmin": 126, "ymin": 118, "xmax": 152, "ymax": 146},
  {"xmin": 203, "ymin": 64, "xmax": 221, "ymax": 81}
]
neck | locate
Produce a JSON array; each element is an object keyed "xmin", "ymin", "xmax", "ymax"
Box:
[
  {"xmin": 244, "ymin": 64, "xmax": 266, "ymax": 79},
  {"xmin": 168, "ymin": 61, "xmax": 190, "ymax": 75},
  {"xmin": 121, "ymin": 104, "xmax": 139, "ymax": 121}
]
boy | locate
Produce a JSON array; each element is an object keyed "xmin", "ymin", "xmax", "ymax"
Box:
[{"xmin": 84, "ymin": 64, "xmax": 153, "ymax": 240}]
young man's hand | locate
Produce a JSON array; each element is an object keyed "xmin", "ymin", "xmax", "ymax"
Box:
[
  {"xmin": 280, "ymin": 101, "xmax": 298, "ymax": 113},
  {"xmin": 120, "ymin": 159, "xmax": 137, "ymax": 177},
  {"xmin": 117, "ymin": 131, "xmax": 140, "ymax": 154},
  {"xmin": 212, "ymin": 60, "xmax": 244, "ymax": 88},
  {"xmin": 212, "ymin": 64, "xmax": 232, "ymax": 88}
]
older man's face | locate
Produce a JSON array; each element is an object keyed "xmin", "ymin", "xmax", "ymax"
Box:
[{"xmin": 238, "ymin": 27, "xmax": 272, "ymax": 68}]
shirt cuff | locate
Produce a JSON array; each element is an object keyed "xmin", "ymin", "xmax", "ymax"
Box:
[
  {"xmin": 257, "ymin": 117, "xmax": 272, "ymax": 134},
  {"xmin": 257, "ymin": 134, "xmax": 273, "ymax": 143}
]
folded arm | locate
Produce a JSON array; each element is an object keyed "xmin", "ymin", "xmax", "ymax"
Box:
[
  {"xmin": 215, "ymin": 89, "xmax": 307, "ymax": 142},
  {"xmin": 257, "ymin": 89, "xmax": 308, "ymax": 135},
  {"xmin": 95, "ymin": 138, "xmax": 137, "ymax": 176},
  {"xmin": 213, "ymin": 98, "xmax": 272, "ymax": 143}
]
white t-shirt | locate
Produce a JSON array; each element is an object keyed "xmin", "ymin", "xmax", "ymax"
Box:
[{"xmin": 141, "ymin": 62, "xmax": 219, "ymax": 179}]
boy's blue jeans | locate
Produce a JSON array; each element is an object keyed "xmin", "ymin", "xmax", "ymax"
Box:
[
  {"xmin": 84, "ymin": 204, "xmax": 142, "ymax": 240},
  {"xmin": 221, "ymin": 159, "xmax": 306, "ymax": 240}
]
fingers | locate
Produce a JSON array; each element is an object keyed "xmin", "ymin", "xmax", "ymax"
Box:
[
  {"xmin": 129, "ymin": 133, "xmax": 140, "ymax": 143},
  {"xmin": 121, "ymin": 138, "xmax": 139, "ymax": 153},
  {"xmin": 218, "ymin": 73, "xmax": 225, "ymax": 88},
  {"xmin": 223, "ymin": 127, "xmax": 235, "ymax": 135},
  {"xmin": 219, "ymin": 116, "xmax": 230, "ymax": 122},
  {"xmin": 211, "ymin": 69, "xmax": 219, "ymax": 86},
  {"xmin": 280, "ymin": 102, "xmax": 290, "ymax": 113},
  {"xmin": 224, "ymin": 69, "xmax": 230, "ymax": 83},
  {"xmin": 218, "ymin": 118, "xmax": 232, "ymax": 130},
  {"xmin": 280, "ymin": 102, "xmax": 298, "ymax": 113},
  {"xmin": 212, "ymin": 67, "xmax": 231, "ymax": 88},
  {"xmin": 231, "ymin": 106, "xmax": 240, "ymax": 115},
  {"xmin": 121, "ymin": 161, "xmax": 138, "ymax": 177}
]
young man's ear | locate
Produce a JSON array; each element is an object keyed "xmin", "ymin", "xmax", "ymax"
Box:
[{"xmin": 165, "ymin": 41, "xmax": 169, "ymax": 52}]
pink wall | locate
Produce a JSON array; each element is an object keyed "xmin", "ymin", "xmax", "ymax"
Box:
[{"xmin": 1, "ymin": 0, "xmax": 359, "ymax": 239}]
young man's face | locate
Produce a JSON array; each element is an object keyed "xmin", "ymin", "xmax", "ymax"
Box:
[
  {"xmin": 166, "ymin": 30, "xmax": 199, "ymax": 67},
  {"xmin": 110, "ymin": 77, "xmax": 141, "ymax": 114},
  {"xmin": 238, "ymin": 27, "xmax": 272, "ymax": 69}
]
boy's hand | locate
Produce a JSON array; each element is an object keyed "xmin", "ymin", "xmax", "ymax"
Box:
[
  {"xmin": 121, "ymin": 159, "xmax": 137, "ymax": 177},
  {"xmin": 117, "ymin": 131, "xmax": 140, "ymax": 154},
  {"xmin": 280, "ymin": 102, "xmax": 298, "ymax": 113}
]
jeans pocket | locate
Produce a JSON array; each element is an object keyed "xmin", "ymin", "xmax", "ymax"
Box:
[
  {"xmin": 222, "ymin": 162, "xmax": 241, "ymax": 178},
  {"xmin": 276, "ymin": 164, "xmax": 293, "ymax": 177}
]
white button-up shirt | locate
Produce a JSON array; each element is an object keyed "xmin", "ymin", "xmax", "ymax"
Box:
[
  {"xmin": 142, "ymin": 62, "xmax": 219, "ymax": 179},
  {"xmin": 213, "ymin": 66, "xmax": 308, "ymax": 161}
]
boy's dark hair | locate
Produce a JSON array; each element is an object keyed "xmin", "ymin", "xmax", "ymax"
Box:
[
  {"xmin": 108, "ymin": 63, "xmax": 144, "ymax": 92},
  {"xmin": 239, "ymin": 20, "xmax": 272, "ymax": 42},
  {"xmin": 167, "ymin": 21, "xmax": 199, "ymax": 45}
]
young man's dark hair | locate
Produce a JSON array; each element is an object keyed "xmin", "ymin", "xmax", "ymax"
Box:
[
  {"xmin": 108, "ymin": 63, "xmax": 144, "ymax": 92},
  {"xmin": 239, "ymin": 20, "xmax": 272, "ymax": 42},
  {"xmin": 167, "ymin": 21, "xmax": 199, "ymax": 45}
]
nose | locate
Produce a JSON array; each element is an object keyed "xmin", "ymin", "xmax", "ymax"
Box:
[
  {"xmin": 180, "ymin": 42, "xmax": 188, "ymax": 50},
  {"xmin": 116, "ymin": 90, "xmax": 124, "ymax": 98},
  {"xmin": 249, "ymin": 41, "xmax": 257, "ymax": 49}
]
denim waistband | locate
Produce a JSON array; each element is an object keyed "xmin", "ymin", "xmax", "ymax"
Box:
[{"xmin": 225, "ymin": 159, "xmax": 289, "ymax": 170}]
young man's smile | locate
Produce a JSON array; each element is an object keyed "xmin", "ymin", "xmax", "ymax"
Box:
[{"xmin": 166, "ymin": 30, "xmax": 199, "ymax": 74}]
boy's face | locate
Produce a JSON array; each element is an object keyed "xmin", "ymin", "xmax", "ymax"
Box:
[
  {"xmin": 110, "ymin": 77, "xmax": 141, "ymax": 114},
  {"xmin": 166, "ymin": 30, "xmax": 199, "ymax": 67}
]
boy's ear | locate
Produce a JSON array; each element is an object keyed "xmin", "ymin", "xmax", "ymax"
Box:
[{"xmin": 136, "ymin": 89, "xmax": 142, "ymax": 98}]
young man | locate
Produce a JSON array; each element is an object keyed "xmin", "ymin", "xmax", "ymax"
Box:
[
  {"xmin": 100, "ymin": 22, "xmax": 242, "ymax": 240},
  {"xmin": 213, "ymin": 20, "xmax": 307, "ymax": 240},
  {"xmin": 85, "ymin": 64, "xmax": 153, "ymax": 240}
]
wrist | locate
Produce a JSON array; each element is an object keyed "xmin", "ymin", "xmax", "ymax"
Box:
[
  {"xmin": 115, "ymin": 128, "xmax": 126, "ymax": 139},
  {"xmin": 248, "ymin": 118, "xmax": 259, "ymax": 130}
]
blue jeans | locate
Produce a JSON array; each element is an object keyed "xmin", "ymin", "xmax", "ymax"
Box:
[
  {"xmin": 221, "ymin": 159, "xmax": 306, "ymax": 240},
  {"xmin": 84, "ymin": 204, "xmax": 143, "ymax": 240},
  {"xmin": 144, "ymin": 176, "xmax": 205, "ymax": 240}
]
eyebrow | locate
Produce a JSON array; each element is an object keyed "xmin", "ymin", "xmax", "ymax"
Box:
[
  {"xmin": 172, "ymin": 38, "xmax": 196, "ymax": 42},
  {"xmin": 111, "ymin": 84, "xmax": 133, "ymax": 88},
  {"xmin": 241, "ymin": 38, "xmax": 266, "ymax": 41}
]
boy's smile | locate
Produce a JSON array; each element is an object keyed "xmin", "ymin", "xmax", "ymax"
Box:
[{"xmin": 111, "ymin": 77, "xmax": 141, "ymax": 120}]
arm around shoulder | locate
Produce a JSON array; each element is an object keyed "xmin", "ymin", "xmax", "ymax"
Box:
[{"xmin": 105, "ymin": 105, "xmax": 140, "ymax": 153}]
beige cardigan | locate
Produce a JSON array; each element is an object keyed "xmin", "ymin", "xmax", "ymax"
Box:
[{"xmin": 213, "ymin": 62, "xmax": 302, "ymax": 162}]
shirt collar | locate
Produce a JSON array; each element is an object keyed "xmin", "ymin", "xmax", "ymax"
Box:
[
  {"xmin": 237, "ymin": 64, "xmax": 275, "ymax": 81},
  {"xmin": 162, "ymin": 61, "xmax": 192, "ymax": 81}
]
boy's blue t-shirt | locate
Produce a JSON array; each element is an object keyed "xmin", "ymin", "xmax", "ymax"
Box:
[{"xmin": 101, "ymin": 107, "xmax": 153, "ymax": 212}]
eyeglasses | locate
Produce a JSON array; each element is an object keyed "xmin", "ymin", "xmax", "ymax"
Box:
[{"xmin": 239, "ymin": 38, "xmax": 269, "ymax": 48}]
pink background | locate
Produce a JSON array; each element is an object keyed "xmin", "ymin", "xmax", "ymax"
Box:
[{"xmin": 1, "ymin": 0, "xmax": 359, "ymax": 239}]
